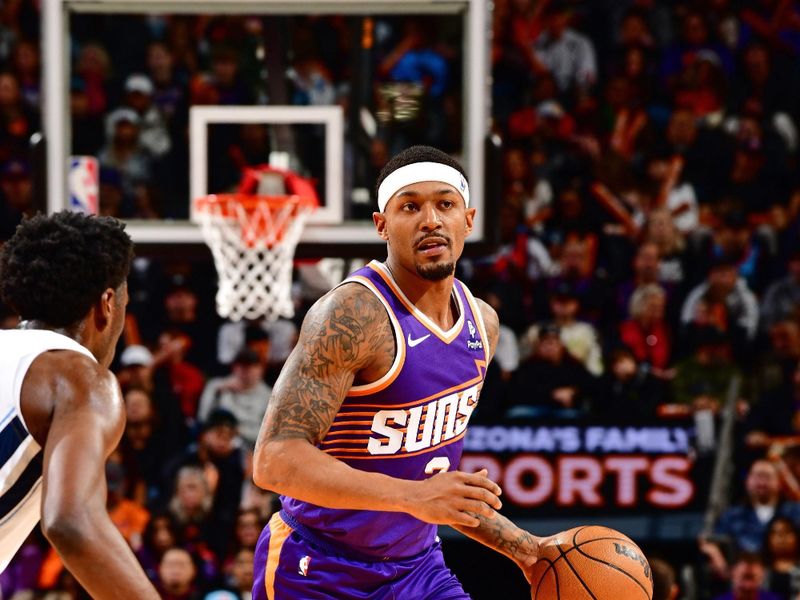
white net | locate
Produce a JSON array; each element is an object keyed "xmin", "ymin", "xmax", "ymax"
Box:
[{"xmin": 195, "ymin": 195, "xmax": 315, "ymax": 322}]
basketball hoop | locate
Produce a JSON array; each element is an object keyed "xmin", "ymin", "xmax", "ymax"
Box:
[{"xmin": 194, "ymin": 193, "xmax": 317, "ymax": 322}]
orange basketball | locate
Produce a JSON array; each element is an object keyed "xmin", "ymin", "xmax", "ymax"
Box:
[{"xmin": 529, "ymin": 525, "xmax": 653, "ymax": 600}]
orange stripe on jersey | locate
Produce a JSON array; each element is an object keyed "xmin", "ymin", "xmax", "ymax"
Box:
[
  {"xmin": 343, "ymin": 365, "xmax": 486, "ymax": 410},
  {"xmin": 323, "ymin": 431, "xmax": 467, "ymax": 459},
  {"xmin": 321, "ymin": 426, "xmax": 411, "ymax": 444},
  {"xmin": 345, "ymin": 275, "xmax": 406, "ymax": 397},
  {"xmin": 367, "ymin": 262, "xmax": 464, "ymax": 344},
  {"xmin": 333, "ymin": 412, "xmax": 379, "ymax": 417},
  {"xmin": 320, "ymin": 440, "xmax": 367, "ymax": 447},
  {"xmin": 328, "ymin": 420, "xmax": 373, "ymax": 427},
  {"xmin": 264, "ymin": 512, "xmax": 292, "ymax": 600},
  {"xmin": 328, "ymin": 427, "xmax": 406, "ymax": 437}
]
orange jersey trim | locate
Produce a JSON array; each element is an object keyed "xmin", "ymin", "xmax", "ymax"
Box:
[
  {"xmin": 321, "ymin": 426, "xmax": 411, "ymax": 445},
  {"xmin": 264, "ymin": 512, "xmax": 292, "ymax": 600},
  {"xmin": 319, "ymin": 429, "xmax": 372, "ymax": 436},
  {"xmin": 332, "ymin": 411, "xmax": 380, "ymax": 418},
  {"xmin": 343, "ymin": 361, "xmax": 486, "ymax": 410},
  {"xmin": 367, "ymin": 261, "xmax": 464, "ymax": 344},
  {"xmin": 343, "ymin": 275, "xmax": 406, "ymax": 397},
  {"xmin": 323, "ymin": 430, "xmax": 467, "ymax": 459}
]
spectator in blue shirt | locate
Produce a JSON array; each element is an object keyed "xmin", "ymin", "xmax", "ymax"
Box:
[{"xmin": 702, "ymin": 460, "xmax": 800, "ymax": 579}]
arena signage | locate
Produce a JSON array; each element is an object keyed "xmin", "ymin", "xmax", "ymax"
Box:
[{"xmin": 460, "ymin": 424, "xmax": 703, "ymax": 515}]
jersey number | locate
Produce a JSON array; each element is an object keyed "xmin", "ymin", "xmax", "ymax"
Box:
[{"xmin": 424, "ymin": 456, "xmax": 451, "ymax": 475}]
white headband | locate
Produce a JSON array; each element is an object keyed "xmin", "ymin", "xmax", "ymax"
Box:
[{"xmin": 377, "ymin": 162, "xmax": 469, "ymax": 212}]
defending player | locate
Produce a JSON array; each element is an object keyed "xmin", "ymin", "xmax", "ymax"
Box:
[
  {"xmin": 0, "ymin": 212, "xmax": 159, "ymax": 599},
  {"xmin": 252, "ymin": 146, "xmax": 542, "ymax": 598}
]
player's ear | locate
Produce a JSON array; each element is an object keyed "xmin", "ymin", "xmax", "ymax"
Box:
[
  {"xmin": 464, "ymin": 207, "xmax": 476, "ymax": 237},
  {"xmin": 95, "ymin": 288, "xmax": 115, "ymax": 329},
  {"xmin": 373, "ymin": 212, "xmax": 389, "ymax": 241}
]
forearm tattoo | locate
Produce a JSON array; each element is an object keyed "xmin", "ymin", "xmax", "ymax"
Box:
[
  {"xmin": 258, "ymin": 284, "xmax": 394, "ymax": 445},
  {"xmin": 461, "ymin": 512, "xmax": 537, "ymax": 562}
]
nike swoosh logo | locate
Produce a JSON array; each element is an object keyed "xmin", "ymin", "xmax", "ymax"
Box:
[{"xmin": 407, "ymin": 333, "xmax": 431, "ymax": 347}]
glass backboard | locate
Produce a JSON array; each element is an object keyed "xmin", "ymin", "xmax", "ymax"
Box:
[{"xmin": 44, "ymin": 0, "xmax": 490, "ymax": 252}]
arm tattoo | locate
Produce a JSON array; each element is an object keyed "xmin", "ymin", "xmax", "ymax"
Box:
[
  {"xmin": 459, "ymin": 512, "xmax": 537, "ymax": 563},
  {"xmin": 259, "ymin": 284, "xmax": 394, "ymax": 445}
]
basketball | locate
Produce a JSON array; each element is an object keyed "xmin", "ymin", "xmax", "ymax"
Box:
[{"xmin": 529, "ymin": 526, "xmax": 653, "ymax": 600}]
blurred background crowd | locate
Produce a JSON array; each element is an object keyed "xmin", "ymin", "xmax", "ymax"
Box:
[{"xmin": 5, "ymin": 0, "xmax": 800, "ymax": 598}]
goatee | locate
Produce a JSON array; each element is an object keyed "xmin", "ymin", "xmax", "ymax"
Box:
[{"xmin": 416, "ymin": 261, "xmax": 455, "ymax": 281}]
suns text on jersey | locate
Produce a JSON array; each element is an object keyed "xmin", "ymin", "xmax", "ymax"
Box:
[{"xmin": 367, "ymin": 384, "xmax": 479, "ymax": 455}]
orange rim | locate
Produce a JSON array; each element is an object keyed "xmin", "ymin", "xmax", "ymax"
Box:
[
  {"xmin": 194, "ymin": 194, "xmax": 317, "ymax": 248},
  {"xmin": 194, "ymin": 194, "xmax": 317, "ymax": 216}
]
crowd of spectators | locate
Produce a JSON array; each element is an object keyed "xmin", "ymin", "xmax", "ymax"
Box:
[
  {"xmin": 6, "ymin": 0, "xmax": 800, "ymax": 598},
  {"xmin": 482, "ymin": 2, "xmax": 800, "ymax": 598}
]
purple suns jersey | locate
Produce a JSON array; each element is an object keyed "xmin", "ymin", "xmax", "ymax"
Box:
[{"xmin": 280, "ymin": 260, "xmax": 490, "ymax": 559}]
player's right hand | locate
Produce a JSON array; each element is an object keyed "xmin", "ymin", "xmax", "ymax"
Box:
[{"xmin": 406, "ymin": 468, "xmax": 502, "ymax": 527}]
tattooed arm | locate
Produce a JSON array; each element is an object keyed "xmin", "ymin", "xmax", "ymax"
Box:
[
  {"xmin": 253, "ymin": 283, "xmax": 502, "ymax": 527},
  {"xmin": 460, "ymin": 299, "xmax": 543, "ymax": 578},
  {"xmin": 453, "ymin": 513, "xmax": 542, "ymax": 582}
]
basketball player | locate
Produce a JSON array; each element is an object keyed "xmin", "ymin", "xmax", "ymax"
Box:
[
  {"xmin": 252, "ymin": 146, "xmax": 542, "ymax": 598},
  {"xmin": 0, "ymin": 212, "xmax": 159, "ymax": 599}
]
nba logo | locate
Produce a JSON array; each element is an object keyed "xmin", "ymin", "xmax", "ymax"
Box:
[
  {"xmin": 459, "ymin": 176, "xmax": 466, "ymax": 192},
  {"xmin": 467, "ymin": 320, "xmax": 476, "ymax": 338},
  {"xmin": 298, "ymin": 555, "xmax": 311, "ymax": 576},
  {"xmin": 68, "ymin": 156, "xmax": 99, "ymax": 214}
]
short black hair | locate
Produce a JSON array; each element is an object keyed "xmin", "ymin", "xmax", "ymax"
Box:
[
  {"xmin": 202, "ymin": 408, "xmax": 239, "ymax": 432},
  {"xmin": 244, "ymin": 323, "xmax": 270, "ymax": 344},
  {"xmin": 710, "ymin": 252, "xmax": 741, "ymax": 270},
  {"xmin": 375, "ymin": 145, "xmax": 468, "ymax": 200},
  {"xmin": 0, "ymin": 211, "xmax": 134, "ymax": 328},
  {"xmin": 551, "ymin": 280, "xmax": 578, "ymax": 301},
  {"xmin": 233, "ymin": 347, "xmax": 261, "ymax": 366},
  {"xmin": 762, "ymin": 516, "xmax": 800, "ymax": 564}
]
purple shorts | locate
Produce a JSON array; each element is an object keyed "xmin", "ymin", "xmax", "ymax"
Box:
[{"xmin": 252, "ymin": 512, "xmax": 470, "ymax": 599}]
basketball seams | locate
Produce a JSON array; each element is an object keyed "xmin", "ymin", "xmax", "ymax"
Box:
[
  {"xmin": 571, "ymin": 525, "xmax": 591, "ymax": 547},
  {"xmin": 573, "ymin": 536, "xmax": 642, "ymax": 549},
  {"xmin": 531, "ymin": 527, "xmax": 652, "ymax": 600},
  {"xmin": 531, "ymin": 534, "xmax": 634, "ymax": 572},
  {"xmin": 533, "ymin": 558, "xmax": 558, "ymax": 600},
  {"xmin": 557, "ymin": 543, "xmax": 599, "ymax": 600},
  {"xmin": 542, "ymin": 535, "xmax": 633, "ymax": 567},
  {"xmin": 570, "ymin": 543, "xmax": 652, "ymax": 599}
]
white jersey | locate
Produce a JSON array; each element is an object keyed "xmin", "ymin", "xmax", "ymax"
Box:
[{"xmin": 0, "ymin": 329, "xmax": 95, "ymax": 572}]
